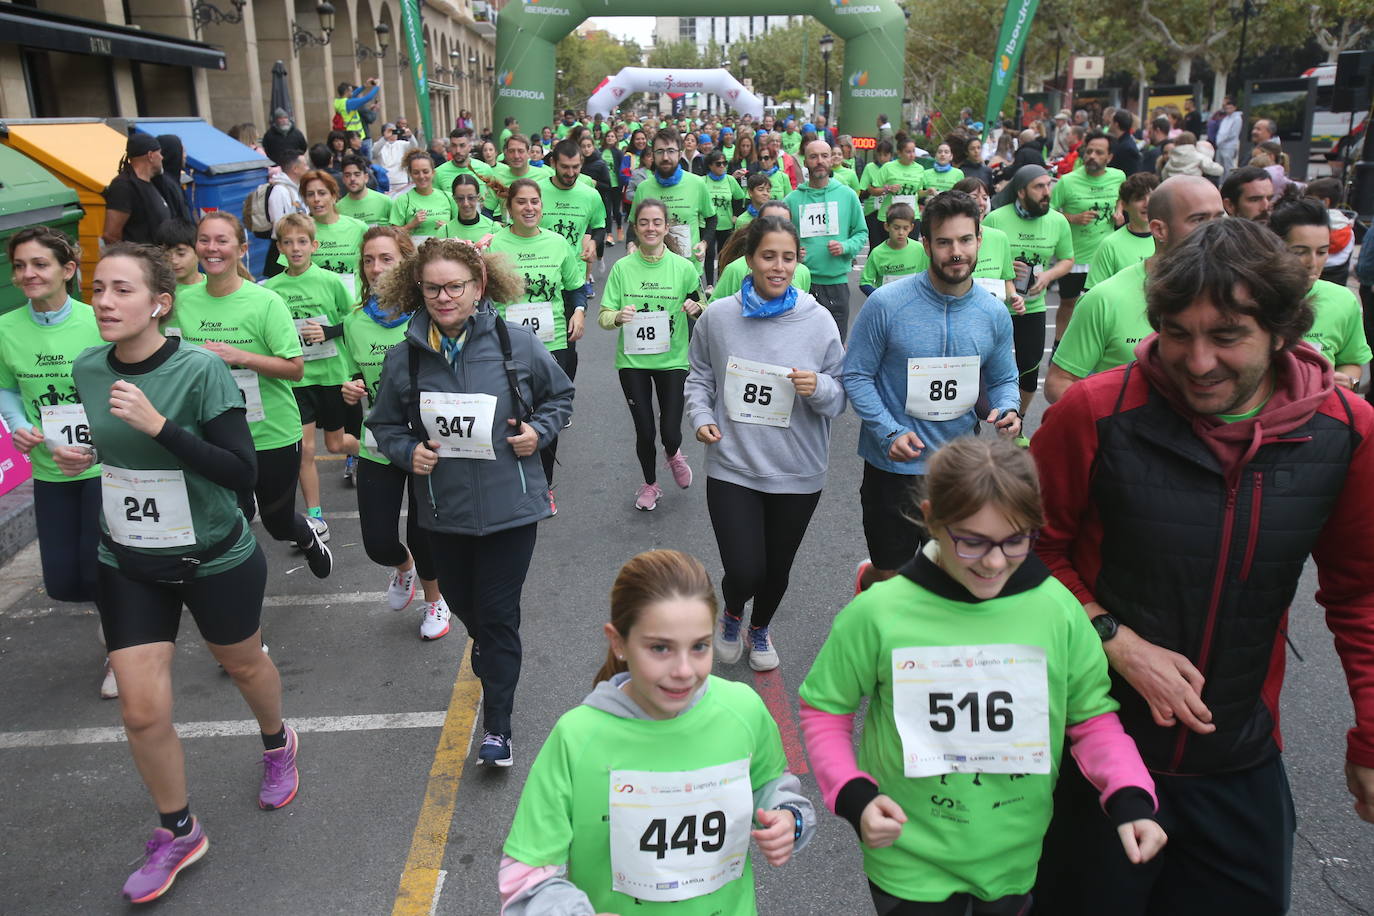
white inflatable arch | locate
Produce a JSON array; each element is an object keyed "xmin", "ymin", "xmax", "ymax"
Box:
[{"xmin": 587, "ymin": 67, "xmax": 765, "ymax": 120}]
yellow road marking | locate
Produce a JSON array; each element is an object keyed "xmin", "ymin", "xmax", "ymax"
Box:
[{"xmin": 391, "ymin": 647, "xmax": 481, "ymax": 916}]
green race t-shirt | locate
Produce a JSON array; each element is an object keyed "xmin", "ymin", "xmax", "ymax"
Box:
[
  {"xmin": 176, "ymin": 276, "xmax": 207, "ymax": 298},
  {"xmin": 973, "ymin": 225, "xmax": 1017, "ymax": 310},
  {"xmin": 1304, "ymin": 279, "xmax": 1372, "ymax": 368},
  {"xmin": 442, "ymin": 213, "xmax": 501, "ymax": 244},
  {"xmin": 630, "ymin": 170, "xmax": 715, "ymax": 262},
  {"xmin": 264, "ymin": 264, "xmax": 354, "ymax": 387},
  {"xmin": 601, "ymin": 249, "xmax": 702, "ymax": 370},
  {"xmin": 710, "ymin": 258, "xmax": 811, "ymax": 302},
  {"xmin": 389, "ymin": 188, "xmax": 456, "ymax": 238},
  {"xmin": 861, "ymin": 240, "xmax": 926, "ymax": 288},
  {"xmin": 798, "ymin": 551, "xmax": 1117, "ymax": 901},
  {"xmin": 311, "ymin": 213, "xmax": 368, "ymax": 297},
  {"xmin": 74, "ymin": 340, "xmax": 256, "ymax": 576},
  {"xmin": 0, "ymin": 300, "xmax": 103, "ymax": 482},
  {"xmin": 834, "ymin": 165, "xmax": 862, "ymax": 198},
  {"xmin": 1049, "ymin": 168, "xmax": 1125, "ymax": 266},
  {"xmin": 435, "ymin": 158, "xmax": 498, "ymax": 214},
  {"xmin": 488, "ymin": 228, "xmax": 585, "ymax": 352},
  {"xmin": 169, "ymin": 280, "xmax": 303, "ymax": 449},
  {"xmin": 601, "ymin": 149, "xmax": 620, "ymax": 187},
  {"xmin": 704, "ymin": 174, "xmax": 746, "ymax": 229},
  {"xmin": 342, "ymin": 306, "xmax": 409, "ymax": 465},
  {"xmin": 336, "ymin": 188, "xmax": 393, "ymax": 227},
  {"xmin": 503, "ymin": 676, "xmax": 786, "ymax": 916},
  {"xmin": 877, "ymin": 160, "xmax": 926, "ymax": 221},
  {"xmin": 536, "ymin": 175, "xmax": 606, "ymax": 249},
  {"xmin": 859, "ymin": 160, "xmax": 889, "ymax": 217},
  {"xmin": 919, "ymin": 166, "xmax": 965, "ymax": 214},
  {"xmin": 1085, "ymin": 225, "xmax": 1154, "ymax": 290},
  {"xmin": 982, "ymin": 204, "xmax": 1074, "ymax": 313},
  {"xmin": 1051, "ymin": 261, "xmax": 1150, "ymax": 378}
]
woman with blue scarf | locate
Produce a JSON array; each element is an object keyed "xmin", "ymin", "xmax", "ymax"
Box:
[
  {"xmin": 339, "ymin": 226, "xmax": 451, "ymax": 640},
  {"xmin": 684, "ymin": 214, "xmax": 847, "ymax": 673}
]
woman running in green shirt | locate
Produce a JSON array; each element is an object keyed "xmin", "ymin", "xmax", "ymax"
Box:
[
  {"xmin": 443, "ymin": 174, "xmax": 500, "ymax": 245},
  {"xmin": 600, "ymin": 198, "xmax": 704, "ymax": 512},
  {"xmin": 1, "ymin": 227, "xmax": 112, "ymax": 696},
  {"xmin": 389, "ymin": 150, "xmax": 456, "ymax": 242}
]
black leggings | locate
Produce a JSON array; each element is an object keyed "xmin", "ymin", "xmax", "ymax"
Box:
[
  {"xmin": 704, "ymin": 228, "xmax": 731, "ymax": 287},
  {"xmin": 540, "ymin": 347, "xmax": 575, "ymax": 487},
  {"xmin": 238, "ymin": 441, "xmax": 311, "ymax": 547},
  {"xmin": 706, "ymin": 478, "xmax": 821, "ymax": 629},
  {"xmin": 1011, "ymin": 312, "xmax": 1048, "ymax": 393},
  {"xmin": 618, "ymin": 368, "xmax": 686, "ymax": 486},
  {"xmin": 870, "ymin": 883, "xmax": 1031, "ymax": 916},
  {"xmin": 601, "ymin": 187, "xmax": 622, "ymax": 231},
  {"xmin": 429, "ymin": 523, "xmax": 537, "ymax": 737},
  {"xmin": 356, "ymin": 457, "xmax": 435, "ymax": 580},
  {"xmin": 98, "ymin": 546, "xmax": 268, "ymax": 651},
  {"xmin": 33, "ymin": 476, "xmax": 102, "ymax": 606}
]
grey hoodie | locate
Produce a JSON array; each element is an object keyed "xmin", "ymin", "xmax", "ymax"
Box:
[
  {"xmin": 500, "ymin": 673, "xmax": 817, "ymax": 916},
  {"xmin": 366, "ymin": 305, "xmax": 573, "ymax": 535},
  {"xmin": 685, "ymin": 291, "xmax": 847, "ymax": 493}
]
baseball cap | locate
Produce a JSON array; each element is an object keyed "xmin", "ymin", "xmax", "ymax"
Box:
[{"xmin": 126, "ymin": 133, "xmax": 161, "ymax": 157}]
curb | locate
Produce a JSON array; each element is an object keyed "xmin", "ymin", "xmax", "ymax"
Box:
[{"xmin": 0, "ymin": 480, "xmax": 36, "ymax": 568}]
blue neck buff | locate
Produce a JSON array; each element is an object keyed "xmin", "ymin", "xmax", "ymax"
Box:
[
  {"xmin": 740, "ymin": 275, "xmax": 798, "ymax": 319},
  {"xmin": 706, "ymin": 170, "xmax": 726, "ymax": 181},
  {"xmin": 656, "ymin": 164, "xmax": 685, "ymax": 187},
  {"xmin": 762, "ymin": 164, "xmax": 780, "ymax": 176},
  {"xmin": 933, "ymin": 162, "xmax": 953, "ymax": 173},
  {"xmin": 363, "ymin": 295, "xmax": 408, "ymax": 329},
  {"xmin": 745, "ymin": 203, "xmax": 761, "ymax": 218}
]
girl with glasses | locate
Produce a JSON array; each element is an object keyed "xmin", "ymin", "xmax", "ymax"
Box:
[{"xmin": 800, "ymin": 435, "xmax": 1165, "ymax": 916}]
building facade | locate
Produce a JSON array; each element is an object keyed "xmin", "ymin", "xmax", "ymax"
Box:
[{"xmin": 0, "ymin": 0, "xmax": 499, "ymax": 145}]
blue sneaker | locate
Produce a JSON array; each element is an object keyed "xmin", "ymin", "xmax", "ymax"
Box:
[
  {"xmin": 343, "ymin": 454, "xmax": 357, "ymax": 487},
  {"xmin": 477, "ymin": 731, "xmax": 512, "ymax": 767},
  {"xmin": 583, "ymin": 280, "xmax": 594, "ymax": 299},
  {"xmin": 715, "ymin": 611, "xmax": 744, "ymax": 665},
  {"xmin": 748, "ymin": 626, "xmax": 779, "ymax": 672}
]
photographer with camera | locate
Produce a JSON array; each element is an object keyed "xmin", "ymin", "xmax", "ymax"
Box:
[{"xmin": 374, "ymin": 118, "xmax": 420, "ymax": 197}]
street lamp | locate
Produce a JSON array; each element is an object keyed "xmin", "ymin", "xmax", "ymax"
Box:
[
  {"xmin": 356, "ymin": 20, "xmax": 390, "ymax": 62},
  {"xmin": 191, "ymin": 0, "xmax": 246, "ymax": 35},
  {"xmin": 291, "ymin": 1, "xmax": 335, "ymax": 55},
  {"xmin": 819, "ymin": 33, "xmax": 834, "ymax": 123}
]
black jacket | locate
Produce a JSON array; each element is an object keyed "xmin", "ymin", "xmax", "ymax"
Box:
[{"xmin": 262, "ymin": 125, "xmax": 308, "ymax": 167}]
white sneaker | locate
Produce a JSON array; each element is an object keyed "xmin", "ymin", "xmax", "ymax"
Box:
[
  {"xmin": 715, "ymin": 612, "xmax": 744, "ymax": 665},
  {"xmin": 386, "ymin": 566, "xmax": 417, "ymax": 611},
  {"xmin": 100, "ymin": 657, "xmax": 119, "ymax": 699},
  {"xmin": 305, "ymin": 515, "xmax": 330, "ymax": 544},
  {"xmin": 748, "ymin": 627, "xmax": 780, "ymax": 672},
  {"xmin": 419, "ymin": 599, "xmax": 451, "ymax": 641}
]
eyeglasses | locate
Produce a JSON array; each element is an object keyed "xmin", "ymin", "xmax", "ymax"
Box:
[
  {"xmin": 454, "ymin": 194, "xmax": 480, "ymax": 203},
  {"xmin": 947, "ymin": 530, "xmax": 1040, "ymax": 560},
  {"xmin": 652, "ymin": 148, "xmax": 679, "ymax": 156},
  {"xmin": 419, "ymin": 279, "xmax": 474, "ymax": 300}
]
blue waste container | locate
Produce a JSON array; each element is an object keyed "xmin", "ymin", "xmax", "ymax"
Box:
[{"xmin": 131, "ymin": 118, "xmax": 273, "ymax": 275}]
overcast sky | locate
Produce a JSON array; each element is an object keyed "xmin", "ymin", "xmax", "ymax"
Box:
[{"xmin": 585, "ymin": 16, "xmax": 656, "ymax": 47}]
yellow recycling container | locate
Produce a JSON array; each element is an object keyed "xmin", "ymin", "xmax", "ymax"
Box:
[{"xmin": 1, "ymin": 120, "xmax": 127, "ymax": 302}]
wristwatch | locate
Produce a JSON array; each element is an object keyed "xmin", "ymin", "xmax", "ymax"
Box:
[
  {"xmin": 773, "ymin": 803, "xmax": 804, "ymax": 841},
  {"xmin": 1091, "ymin": 613, "xmax": 1120, "ymax": 642}
]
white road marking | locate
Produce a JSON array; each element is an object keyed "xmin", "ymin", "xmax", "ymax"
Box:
[
  {"xmin": 0, "ymin": 711, "xmax": 447, "ymax": 750},
  {"xmin": 429, "ymin": 869, "xmax": 449, "ymax": 916}
]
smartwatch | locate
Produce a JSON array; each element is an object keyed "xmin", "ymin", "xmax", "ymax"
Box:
[
  {"xmin": 773, "ymin": 803, "xmax": 803, "ymax": 842},
  {"xmin": 1091, "ymin": 613, "xmax": 1120, "ymax": 642}
]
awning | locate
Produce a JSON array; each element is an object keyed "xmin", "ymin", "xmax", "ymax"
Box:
[{"xmin": 0, "ymin": 5, "xmax": 227, "ymax": 70}]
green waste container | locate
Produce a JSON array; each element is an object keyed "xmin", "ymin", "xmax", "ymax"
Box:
[{"xmin": 0, "ymin": 144, "xmax": 83, "ymax": 316}]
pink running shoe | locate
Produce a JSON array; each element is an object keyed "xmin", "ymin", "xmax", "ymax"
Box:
[
  {"xmin": 259, "ymin": 725, "xmax": 299, "ymax": 810},
  {"xmin": 635, "ymin": 482, "xmax": 663, "ymax": 511},
  {"xmin": 666, "ymin": 450, "xmax": 693, "ymax": 488},
  {"xmin": 122, "ymin": 819, "xmax": 208, "ymax": 903}
]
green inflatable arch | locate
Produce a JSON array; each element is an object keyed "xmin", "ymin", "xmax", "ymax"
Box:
[{"xmin": 493, "ymin": 1, "xmax": 907, "ymax": 143}]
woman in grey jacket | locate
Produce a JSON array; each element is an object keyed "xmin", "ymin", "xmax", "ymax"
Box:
[
  {"xmin": 685, "ymin": 215, "xmax": 847, "ymax": 673},
  {"xmin": 366, "ymin": 238, "xmax": 574, "ymax": 767}
]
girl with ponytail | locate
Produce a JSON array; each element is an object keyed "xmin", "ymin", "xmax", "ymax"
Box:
[{"xmin": 500, "ymin": 549, "xmax": 815, "ymax": 915}]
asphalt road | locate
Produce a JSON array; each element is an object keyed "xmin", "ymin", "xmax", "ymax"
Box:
[{"xmin": 0, "ymin": 245, "xmax": 1370, "ymax": 915}]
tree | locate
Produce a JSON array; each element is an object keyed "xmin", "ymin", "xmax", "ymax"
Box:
[
  {"xmin": 733, "ymin": 21, "xmax": 845, "ymax": 114},
  {"xmin": 554, "ymin": 30, "xmax": 643, "ymax": 119},
  {"xmin": 1307, "ymin": 0, "xmax": 1372, "ymax": 61},
  {"xmin": 647, "ymin": 40, "xmax": 701, "ymax": 71}
]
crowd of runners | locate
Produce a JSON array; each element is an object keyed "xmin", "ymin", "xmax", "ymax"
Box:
[{"xmin": 4, "ymin": 102, "xmax": 1373, "ymax": 914}]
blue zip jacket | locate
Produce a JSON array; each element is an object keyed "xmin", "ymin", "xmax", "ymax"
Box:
[{"xmin": 842, "ymin": 271, "xmax": 1019, "ymax": 474}]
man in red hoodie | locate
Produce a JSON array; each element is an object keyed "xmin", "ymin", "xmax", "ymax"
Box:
[{"xmin": 1030, "ymin": 218, "xmax": 1374, "ymax": 915}]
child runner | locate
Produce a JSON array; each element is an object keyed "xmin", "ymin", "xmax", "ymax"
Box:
[
  {"xmin": 600, "ymin": 198, "xmax": 703, "ymax": 512},
  {"xmin": 264, "ymin": 213, "xmax": 359, "ymax": 541},
  {"xmin": 686, "ymin": 214, "xmax": 845, "ymax": 672},
  {"xmin": 340, "ymin": 226, "xmax": 451, "ymax": 637},
  {"xmin": 488, "ymin": 178, "xmax": 586, "ymax": 513},
  {"xmin": 733, "ymin": 172, "xmax": 773, "ymax": 234},
  {"xmin": 152, "ymin": 220, "xmax": 204, "ymax": 295},
  {"xmin": 799, "ymin": 436, "xmax": 1166, "ymax": 914},
  {"xmin": 0, "ymin": 227, "xmax": 111, "ymax": 695},
  {"xmin": 859, "ymin": 202, "xmax": 925, "ymax": 294},
  {"xmin": 173, "ymin": 212, "xmax": 332, "ymax": 577},
  {"xmin": 499, "ymin": 549, "xmax": 815, "ymax": 913},
  {"xmin": 62, "ymin": 244, "xmax": 298, "ymax": 903}
]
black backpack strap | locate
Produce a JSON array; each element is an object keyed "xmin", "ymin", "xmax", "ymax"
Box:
[
  {"xmin": 492, "ymin": 315, "xmax": 533, "ymax": 422},
  {"xmin": 407, "ymin": 343, "xmax": 426, "ymax": 441}
]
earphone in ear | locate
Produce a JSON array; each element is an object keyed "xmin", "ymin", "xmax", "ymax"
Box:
[{"xmin": 150, "ymin": 306, "xmax": 162, "ymax": 319}]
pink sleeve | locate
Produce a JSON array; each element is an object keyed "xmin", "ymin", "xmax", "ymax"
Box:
[
  {"xmin": 799, "ymin": 700, "xmax": 878, "ymax": 813},
  {"xmin": 498, "ymin": 856, "xmax": 562, "ymax": 913},
  {"xmin": 1066, "ymin": 711, "xmax": 1158, "ymax": 812}
]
